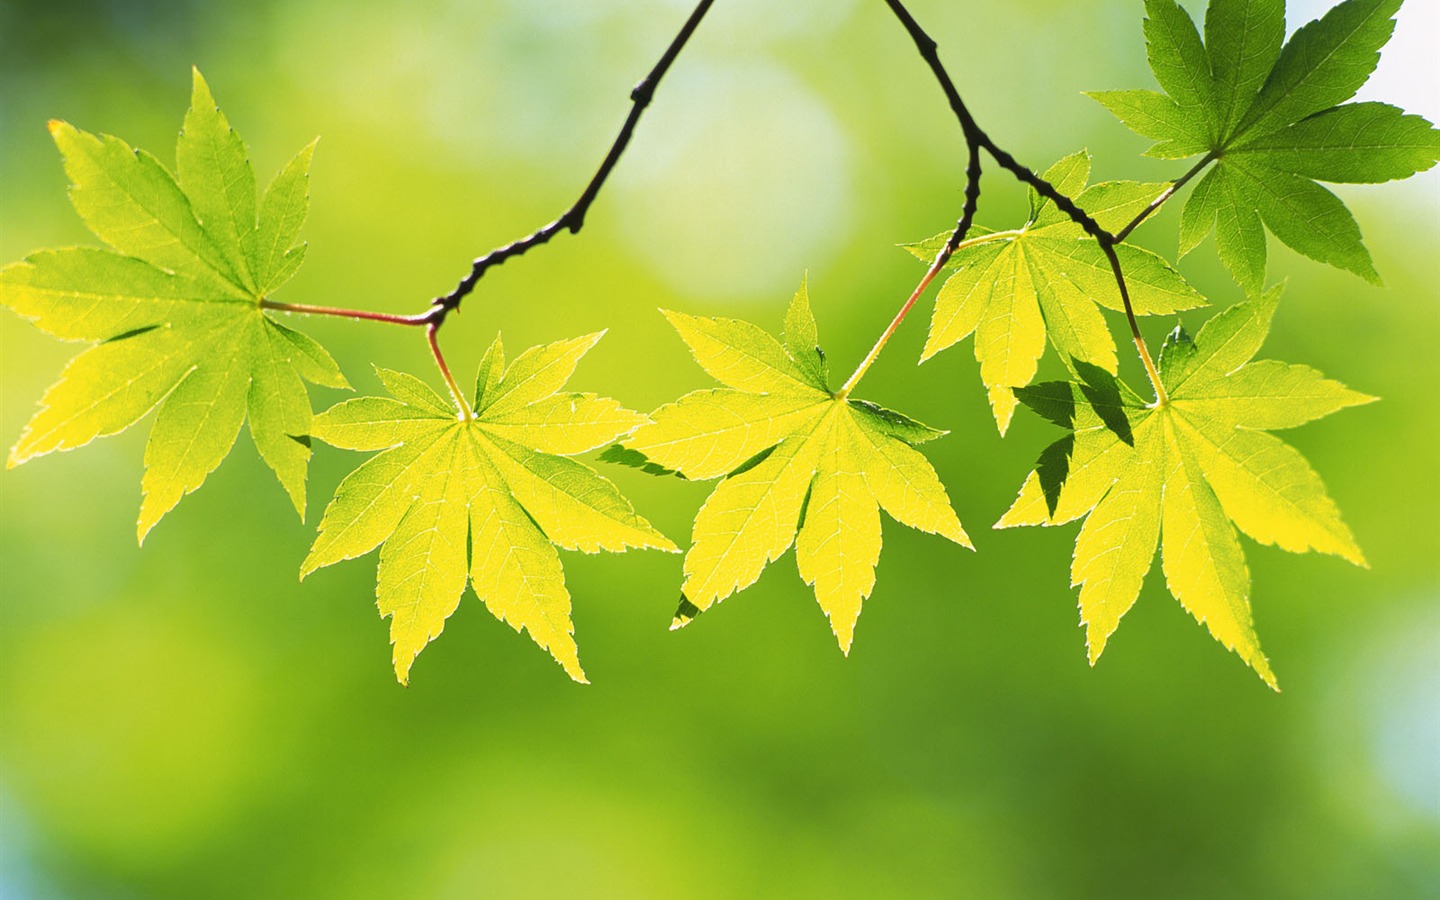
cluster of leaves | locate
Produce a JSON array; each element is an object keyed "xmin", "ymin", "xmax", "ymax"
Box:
[
  {"xmin": 2, "ymin": 0, "xmax": 1436, "ymax": 688},
  {"xmin": 893, "ymin": 0, "xmax": 1435, "ymax": 687},
  {"xmin": 0, "ymin": 70, "xmax": 675, "ymax": 682}
]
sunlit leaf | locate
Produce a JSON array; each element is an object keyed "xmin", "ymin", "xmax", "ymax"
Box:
[
  {"xmin": 305, "ymin": 335, "xmax": 674, "ymax": 685},
  {"xmin": 0, "ymin": 69, "xmax": 344, "ymax": 541},
  {"xmin": 998, "ymin": 288, "xmax": 1374, "ymax": 688},
  {"xmin": 626, "ymin": 280, "xmax": 970, "ymax": 652},
  {"xmin": 1093, "ymin": 0, "xmax": 1439, "ymax": 290},
  {"xmin": 914, "ymin": 151, "xmax": 1205, "ymax": 433}
]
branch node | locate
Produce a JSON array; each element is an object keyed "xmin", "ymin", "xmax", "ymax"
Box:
[{"xmin": 630, "ymin": 80, "xmax": 656, "ymax": 106}]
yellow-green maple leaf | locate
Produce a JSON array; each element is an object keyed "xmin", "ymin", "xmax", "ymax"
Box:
[
  {"xmin": 0, "ymin": 69, "xmax": 346, "ymax": 540},
  {"xmin": 303, "ymin": 333, "xmax": 676, "ymax": 684},
  {"xmin": 911, "ymin": 151, "xmax": 1206, "ymax": 434},
  {"xmin": 622, "ymin": 280, "xmax": 971, "ymax": 652},
  {"xmin": 997, "ymin": 287, "xmax": 1373, "ymax": 688}
]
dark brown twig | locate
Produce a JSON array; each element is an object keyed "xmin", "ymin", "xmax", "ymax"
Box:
[
  {"xmin": 882, "ymin": 0, "xmax": 1183, "ymax": 400},
  {"xmin": 426, "ymin": 0, "xmax": 716, "ymax": 326},
  {"xmin": 267, "ymin": 1, "xmax": 716, "ymax": 409}
]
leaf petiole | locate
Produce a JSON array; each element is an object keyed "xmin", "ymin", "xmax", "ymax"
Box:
[
  {"xmin": 427, "ymin": 324, "xmax": 473, "ymax": 420},
  {"xmin": 1100, "ymin": 244, "xmax": 1168, "ymax": 405},
  {"xmin": 1112, "ymin": 152, "xmax": 1216, "ymax": 244},
  {"xmin": 260, "ymin": 299, "xmax": 432, "ymax": 327},
  {"xmin": 837, "ymin": 246, "xmax": 952, "ymax": 398},
  {"xmin": 260, "ymin": 299, "xmax": 472, "ymax": 415}
]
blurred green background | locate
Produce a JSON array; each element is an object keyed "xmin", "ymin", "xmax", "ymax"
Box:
[{"xmin": 1, "ymin": 1, "xmax": 1437, "ymax": 897}]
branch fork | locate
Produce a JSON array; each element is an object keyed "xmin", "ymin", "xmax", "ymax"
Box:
[{"xmin": 268, "ymin": 0, "xmax": 1211, "ymax": 412}]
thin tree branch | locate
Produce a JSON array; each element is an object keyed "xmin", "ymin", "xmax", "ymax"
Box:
[
  {"xmin": 426, "ymin": 0, "xmax": 716, "ymax": 326},
  {"xmin": 881, "ymin": 0, "xmax": 1179, "ymax": 402},
  {"xmin": 271, "ymin": 0, "xmax": 1203, "ymax": 409},
  {"xmin": 881, "ymin": 0, "xmax": 1113, "ymax": 245}
]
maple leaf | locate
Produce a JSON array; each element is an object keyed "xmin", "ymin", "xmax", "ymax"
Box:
[
  {"xmin": 996, "ymin": 287, "xmax": 1374, "ymax": 688},
  {"xmin": 622, "ymin": 280, "xmax": 971, "ymax": 652},
  {"xmin": 909, "ymin": 151, "xmax": 1206, "ymax": 434},
  {"xmin": 1089, "ymin": 0, "xmax": 1440, "ymax": 291},
  {"xmin": 0, "ymin": 69, "xmax": 346, "ymax": 541},
  {"xmin": 302, "ymin": 333, "xmax": 676, "ymax": 685}
]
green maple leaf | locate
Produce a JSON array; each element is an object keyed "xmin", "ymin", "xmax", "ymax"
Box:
[
  {"xmin": 303, "ymin": 333, "xmax": 676, "ymax": 684},
  {"xmin": 623, "ymin": 279, "xmax": 971, "ymax": 652},
  {"xmin": 997, "ymin": 287, "xmax": 1373, "ymax": 688},
  {"xmin": 909, "ymin": 151, "xmax": 1206, "ymax": 433},
  {"xmin": 1089, "ymin": 0, "xmax": 1440, "ymax": 291},
  {"xmin": 0, "ymin": 69, "xmax": 346, "ymax": 540}
]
